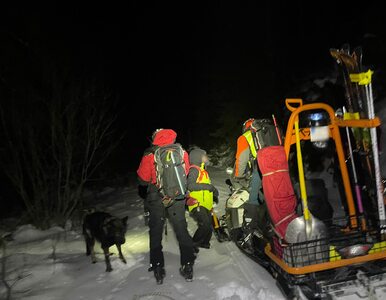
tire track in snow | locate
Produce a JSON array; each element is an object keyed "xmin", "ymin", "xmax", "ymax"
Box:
[{"xmin": 225, "ymin": 242, "xmax": 262, "ymax": 285}]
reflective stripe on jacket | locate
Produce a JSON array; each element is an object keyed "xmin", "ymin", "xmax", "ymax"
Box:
[{"xmin": 188, "ymin": 165, "xmax": 213, "ymax": 212}]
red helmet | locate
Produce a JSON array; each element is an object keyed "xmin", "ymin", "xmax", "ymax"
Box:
[
  {"xmin": 151, "ymin": 128, "xmax": 164, "ymax": 141},
  {"xmin": 242, "ymin": 118, "xmax": 256, "ymax": 133}
]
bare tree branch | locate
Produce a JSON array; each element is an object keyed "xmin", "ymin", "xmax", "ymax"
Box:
[{"xmin": 0, "ymin": 76, "xmax": 121, "ymax": 229}]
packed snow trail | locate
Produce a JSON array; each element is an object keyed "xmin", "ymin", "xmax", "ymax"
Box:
[
  {"xmin": 0, "ymin": 167, "xmax": 284, "ymax": 300},
  {"xmin": 4, "ymin": 167, "xmax": 386, "ymax": 299},
  {"xmin": 79, "ymin": 166, "xmax": 285, "ymax": 300}
]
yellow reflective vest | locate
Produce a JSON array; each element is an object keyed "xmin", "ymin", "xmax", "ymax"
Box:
[
  {"xmin": 243, "ymin": 130, "xmax": 257, "ymax": 158},
  {"xmin": 188, "ymin": 165, "xmax": 213, "ymax": 212}
]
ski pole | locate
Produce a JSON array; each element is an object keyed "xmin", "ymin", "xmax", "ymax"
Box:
[
  {"xmin": 343, "ymin": 106, "xmax": 366, "ymax": 230},
  {"xmin": 272, "ymin": 114, "xmax": 282, "ymax": 145},
  {"xmin": 295, "ymin": 118, "xmax": 312, "ymax": 239},
  {"xmin": 354, "ymin": 49, "xmax": 374, "ymax": 181},
  {"xmin": 351, "ymin": 70, "xmax": 386, "ymax": 235},
  {"xmin": 366, "ymin": 78, "xmax": 386, "ymax": 233}
]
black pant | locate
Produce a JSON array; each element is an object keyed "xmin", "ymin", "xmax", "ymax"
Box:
[
  {"xmin": 190, "ymin": 206, "xmax": 213, "ymax": 246},
  {"xmin": 146, "ymin": 193, "xmax": 195, "ymax": 267}
]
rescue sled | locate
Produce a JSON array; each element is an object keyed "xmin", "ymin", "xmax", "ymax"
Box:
[{"xmin": 221, "ymin": 99, "xmax": 386, "ymax": 299}]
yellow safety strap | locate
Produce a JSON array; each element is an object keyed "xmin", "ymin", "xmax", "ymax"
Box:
[{"xmin": 349, "ymin": 69, "xmax": 373, "ymax": 85}]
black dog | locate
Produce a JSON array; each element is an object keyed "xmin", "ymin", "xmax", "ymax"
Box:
[{"xmin": 82, "ymin": 211, "xmax": 129, "ymax": 272}]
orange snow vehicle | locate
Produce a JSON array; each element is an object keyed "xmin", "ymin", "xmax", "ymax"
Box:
[{"xmin": 221, "ymin": 98, "xmax": 386, "ymax": 299}]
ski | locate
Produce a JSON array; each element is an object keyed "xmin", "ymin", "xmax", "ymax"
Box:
[
  {"xmin": 330, "ymin": 47, "xmax": 371, "ymax": 218},
  {"xmin": 330, "ymin": 48, "xmax": 355, "ymax": 111},
  {"xmin": 348, "ymin": 46, "xmax": 386, "ymax": 233},
  {"xmin": 330, "ymin": 44, "xmax": 386, "ymax": 233},
  {"xmin": 330, "ymin": 47, "xmax": 373, "ymax": 184}
]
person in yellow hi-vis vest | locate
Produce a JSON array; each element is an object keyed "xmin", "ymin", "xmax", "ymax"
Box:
[{"xmin": 186, "ymin": 147, "xmax": 219, "ymax": 252}]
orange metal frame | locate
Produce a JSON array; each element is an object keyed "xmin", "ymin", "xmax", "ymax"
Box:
[
  {"xmin": 265, "ymin": 243, "xmax": 386, "ymax": 275},
  {"xmin": 264, "ymin": 98, "xmax": 386, "ymax": 275}
]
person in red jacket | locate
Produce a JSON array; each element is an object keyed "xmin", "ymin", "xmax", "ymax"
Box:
[{"xmin": 137, "ymin": 128, "xmax": 196, "ymax": 284}]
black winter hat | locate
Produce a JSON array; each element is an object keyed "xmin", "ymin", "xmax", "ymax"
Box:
[{"xmin": 189, "ymin": 147, "xmax": 207, "ymax": 166}]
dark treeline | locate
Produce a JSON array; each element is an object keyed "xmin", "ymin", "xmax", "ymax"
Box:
[{"xmin": 1, "ymin": 1, "xmax": 385, "ymax": 221}]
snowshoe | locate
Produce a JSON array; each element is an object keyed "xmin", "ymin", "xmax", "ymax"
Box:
[{"xmin": 179, "ymin": 262, "xmax": 193, "ymax": 282}]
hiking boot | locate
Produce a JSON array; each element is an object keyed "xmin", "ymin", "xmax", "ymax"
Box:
[
  {"xmin": 179, "ymin": 262, "xmax": 193, "ymax": 282},
  {"xmin": 149, "ymin": 263, "xmax": 165, "ymax": 284}
]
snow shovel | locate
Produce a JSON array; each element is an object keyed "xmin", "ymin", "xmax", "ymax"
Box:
[
  {"xmin": 285, "ymin": 118, "xmax": 327, "ymax": 244},
  {"xmin": 284, "ymin": 118, "xmax": 328, "ymax": 266}
]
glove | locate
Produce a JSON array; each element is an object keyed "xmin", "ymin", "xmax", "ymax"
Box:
[
  {"xmin": 211, "ymin": 186, "xmax": 219, "ymax": 204},
  {"xmin": 213, "ymin": 187, "xmax": 219, "ymax": 198},
  {"xmin": 210, "ymin": 185, "xmax": 219, "ymax": 196},
  {"xmin": 186, "ymin": 196, "xmax": 198, "ymax": 206}
]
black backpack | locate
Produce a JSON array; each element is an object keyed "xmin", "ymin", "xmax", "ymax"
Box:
[
  {"xmin": 253, "ymin": 118, "xmax": 281, "ymax": 149},
  {"xmin": 154, "ymin": 143, "xmax": 187, "ymax": 206}
]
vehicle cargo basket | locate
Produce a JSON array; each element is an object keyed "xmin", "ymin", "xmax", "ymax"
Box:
[{"xmin": 267, "ymin": 223, "xmax": 386, "ymax": 273}]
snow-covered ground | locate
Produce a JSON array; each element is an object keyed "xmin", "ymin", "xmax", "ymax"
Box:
[
  {"xmin": 0, "ymin": 167, "xmax": 284, "ymax": 300},
  {"xmin": 1, "ymin": 93, "xmax": 386, "ymax": 300}
]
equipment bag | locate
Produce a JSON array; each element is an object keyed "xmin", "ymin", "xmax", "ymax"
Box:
[
  {"xmin": 257, "ymin": 145, "xmax": 298, "ymax": 239},
  {"xmin": 253, "ymin": 118, "xmax": 281, "ymax": 150}
]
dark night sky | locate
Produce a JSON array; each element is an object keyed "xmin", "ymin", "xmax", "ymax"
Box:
[{"xmin": 1, "ymin": 1, "xmax": 385, "ymax": 172}]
